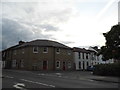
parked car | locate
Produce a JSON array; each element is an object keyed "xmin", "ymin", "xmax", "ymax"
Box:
[{"xmin": 87, "ymin": 66, "xmax": 95, "ymax": 71}]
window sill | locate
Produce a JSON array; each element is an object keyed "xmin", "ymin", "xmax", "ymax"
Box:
[{"xmin": 33, "ymin": 52, "xmax": 38, "ymax": 53}]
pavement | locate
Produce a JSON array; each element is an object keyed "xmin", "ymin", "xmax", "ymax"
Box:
[
  {"xmin": 88, "ymin": 74, "xmax": 120, "ymax": 83},
  {"xmin": 30, "ymin": 70, "xmax": 120, "ymax": 84}
]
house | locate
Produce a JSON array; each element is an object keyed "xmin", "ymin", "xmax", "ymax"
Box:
[
  {"xmin": 73, "ymin": 47, "xmax": 99, "ymax": 70},
  {"xmin": 2, "ymin": 44, "xmax": 20, "ymax": 69},
  {"xmin": 88, "ymin": 47, "xmax": 100, "ymax": 65},
  {"xmin": 88, "ymin": 47, "xmax": 115, "ymax": 64},
  {"xmin": 97, "ymin": 54, "xmax": 114, "ymax": 64},
  {"xmin": 73, "ymin": 47, "xmax": 91, "ymax": 70},
  {"xmin": 2, "ymin": 39, "xmax": 74, "ymax": 71}
]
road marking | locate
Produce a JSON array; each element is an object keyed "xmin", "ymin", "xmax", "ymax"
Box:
[
  {"xmin": 38, "ymin": 73, "xmax": 45, "ymax": 75},
  {"xmin": 13, "ymin": 83, "xmax": 27, "ymax": 90},
  {"xmin": 55, "ymin": 73, "xmax": 62, "ymax": 75},
  {"xmin": 89, "ymin": 79, "xmax": 94, "ymax": 82},
  {"xmin": 5, "ymin": 76, "xmax": 14, "ymax": 79},
  {"xmin": 20, "ymin": 79, "xmax": 55, "ymax": 88}
]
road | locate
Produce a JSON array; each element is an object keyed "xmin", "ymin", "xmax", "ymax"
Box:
[{"xmin": 2, "ymin": 69, "xmax": 119, "ymax": 89}]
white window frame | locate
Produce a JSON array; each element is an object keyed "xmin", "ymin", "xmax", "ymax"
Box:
[
  {"xmin": 56, "ymin": 61, "xmax": 60, "ymax": 68},
  {"xmin": 43, "ymin": 47, "xmax": 48, "ymax": 53},
  {"xmin": 68, "ymin": 61, "xmax": 71, "ymax": 68},
  {"xmin": 68, "ymin": 50, "xmax": 71, "ymax": 55},
  {"xmin": 14, "ymin": 50, "xmax": 16, "ymax": 55},
  {"xmin": 33, "ymin": 47, "xmax": 38, "ymax": 53},
  {"xmin": 22, "ymin": 49, "xmax": 25, "ymax": 54},
  {"xmin": 12, "ymin": 60, "xmax": 16, "ymax": 68},
  {"xmin": 56, "ymin": 48, "xmax": 60, "ymax": 54},
  {"xmin": 3, "ymin": 52, "xmax": 5, "ymax": 57}
]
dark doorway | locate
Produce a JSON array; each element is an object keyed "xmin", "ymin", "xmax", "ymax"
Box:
[
  {"xmin": 43, "ymin": 61, "xmax": 47, "ymax": 70},
  {"xmin": 83, "ymin": 61, "xmax": 84, "ymax": 70},
  {"xmin": 63, "ymin": 62, "xmax": 66, "ymax": 70}
]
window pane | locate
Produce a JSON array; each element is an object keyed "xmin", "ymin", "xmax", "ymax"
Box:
[
  {"xmin": 33, "ymin": 47, "xmax": 38, "ymax": 53},
  {"xmin": 56, "ymin": 48, "xmax": 60, "ymax": 54},
  {"xmin": 56, "ymin": 61, "xmax": 60, "ymax": 68},
  {"xmin": 12, "ymin": 60, "xmax": 16, "ymax": 67},
  {"xmin": 82, "ymin": 53, "xmax": 84, "ymax": 59},
  {"xmin": 68, "ymin": 61, "xmax": 71, "ymax": 68},
  {"xmin": 86, "ymin": 54, "xmax": 88, "ymax": 59},
  {"xmin": 78, "ymin": 52, "xmax": 81, "ymax": 59},
  {"xmin": 43, "ymin": 47, "xmax": 48, "ymax": 53}
]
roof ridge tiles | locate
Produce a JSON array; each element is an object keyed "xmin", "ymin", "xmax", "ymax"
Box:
[{"xmin": 12, "ymin": 39, "xmax": 71, "ymax": 49}]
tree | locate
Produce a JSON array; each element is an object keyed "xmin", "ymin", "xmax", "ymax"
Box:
[{"xmin": 100, "ymin": 24, "xmax": 120, "ymax": 60}]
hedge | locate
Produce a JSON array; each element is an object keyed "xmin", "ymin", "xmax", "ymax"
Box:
[{"xmin": 93, "ymin": 62, "xmax": 120, "ymax": 77}]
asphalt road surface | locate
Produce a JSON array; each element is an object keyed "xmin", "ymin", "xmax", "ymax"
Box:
[{"xmin": 2, "ymin": 69, "xmax": 119, "ymax": 89}]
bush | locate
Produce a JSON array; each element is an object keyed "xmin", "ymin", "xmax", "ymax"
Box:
[{"xmin": 93, "ymin": 62, "xmax": 120, "ymax": 77}]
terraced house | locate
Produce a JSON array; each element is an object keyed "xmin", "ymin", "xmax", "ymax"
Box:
[
  {"xmin": 73, "ymin": 47, "xmax": 99, "ymax": 70},
  {"xmin": 2, "ymin": 39, "xmax": 74, "ymax": 71}
]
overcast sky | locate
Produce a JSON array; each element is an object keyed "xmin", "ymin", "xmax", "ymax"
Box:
[{"xmin": 1, "ymin": 0, "xmax": 119, "ymax": 50}]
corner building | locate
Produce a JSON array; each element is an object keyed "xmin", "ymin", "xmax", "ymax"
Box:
[{"xmin": 3, "ymin": 40, "xmax": 74, "ymax": 71}]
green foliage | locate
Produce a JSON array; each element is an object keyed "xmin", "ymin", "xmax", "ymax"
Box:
[
  {"xmin": 93, "ymin": 63, "xmax": 120, "ymax": 76},
  {"xmin": 100, "ymin": 24, "xmax": 120, "ymax": 60}
]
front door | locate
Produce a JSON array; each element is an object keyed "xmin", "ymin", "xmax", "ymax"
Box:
[
  {"xmin": 63, "ymin": 62, "xmax": 66, "ymax": 70},
  {"xmin": 43, "ymin": 61, "xmax": 47, "ymax": 70}
]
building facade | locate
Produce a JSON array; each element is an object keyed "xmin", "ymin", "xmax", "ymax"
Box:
[
  {"xmin": 73, "ymin": 47, "xmax": 90, "ymax": 70},
  {"xmin": 2, "ymin": 40, "xmax": 74, "ymax": 71},
  {"xmin": 73, "ymin": 47, "xmax": 115, "ymax": 70},
  {"xmin": 73, "ymin": 47, "xmax": 100, "ymax": 70}
]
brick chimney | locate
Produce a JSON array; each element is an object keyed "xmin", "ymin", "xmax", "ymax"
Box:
[{"xmin": 19, "ymin": 41, "xmax": 25, "ymax": 45}]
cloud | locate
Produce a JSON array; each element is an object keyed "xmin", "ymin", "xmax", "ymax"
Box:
[
  {"xmin": 60, "ymin": 41, "xmax": 75, "ymax": 45},
  {"xmin": 1, "ymin": 0, "xmax": 118, "ymax": 50},
  {"xmin": 1, "ymin": 1, "xmax": 74, "ymax": 50},
  {"xmin": 39, "ymin": 24, "xmax": 58, "ymax": 31},
  {"xmin": 2, "ymin": 18, "xmax": 53, "ymax": 50}
]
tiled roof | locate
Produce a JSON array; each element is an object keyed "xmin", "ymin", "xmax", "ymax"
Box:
[
  {"xmin": 2, "ymin": 44, "xmax": 20, "ymax": 51},
  {"xmin": 14, "ymin": 39, "xmax": 71, "ymax": 49}
]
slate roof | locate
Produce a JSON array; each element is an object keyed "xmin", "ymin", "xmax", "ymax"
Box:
[
  {"xmin": 14, "ymin": 39, "xmax": 71, "ymax": 49},
  {"xmin": 73, "ymin": 47, "xmax": 90, "ymax": 53},
  {"xmin": 2, "ymin": 44, "xmax": 20, "ymax": 51}
]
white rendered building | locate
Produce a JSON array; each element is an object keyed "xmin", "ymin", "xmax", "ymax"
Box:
[
  {"xmin": 73, "ymin": 47, "xmax": 114, "ymax": 70},
  {"xmin": 73, "ymin": 47, "xmax": 99, "ymax": 70}
]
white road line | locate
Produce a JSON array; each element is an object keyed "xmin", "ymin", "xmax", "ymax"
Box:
[
  {"xmin": 20, "ymin": 79, "xmax": 55, "ymax": 88},
  {"xmin": 5, "ymin": 76, "xmax": 14, "ymax": 79},
  {"xmin": 13, "ymin": 83, "xmax": 27, "ymax": 90},
  {"xmin": 38, "ymin": 74, "xmax": 56, "ymax": 77},
  {"xmin": 89, "ymin": 79, "xmax": 94, "ymax": 82},
  {"xmin": 38, "ymin": 73, "xmax": 45, "ymax": 75},
  {"xmin": 55, "ymin": 73, "xmax": 62, "ymax": 75}
]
